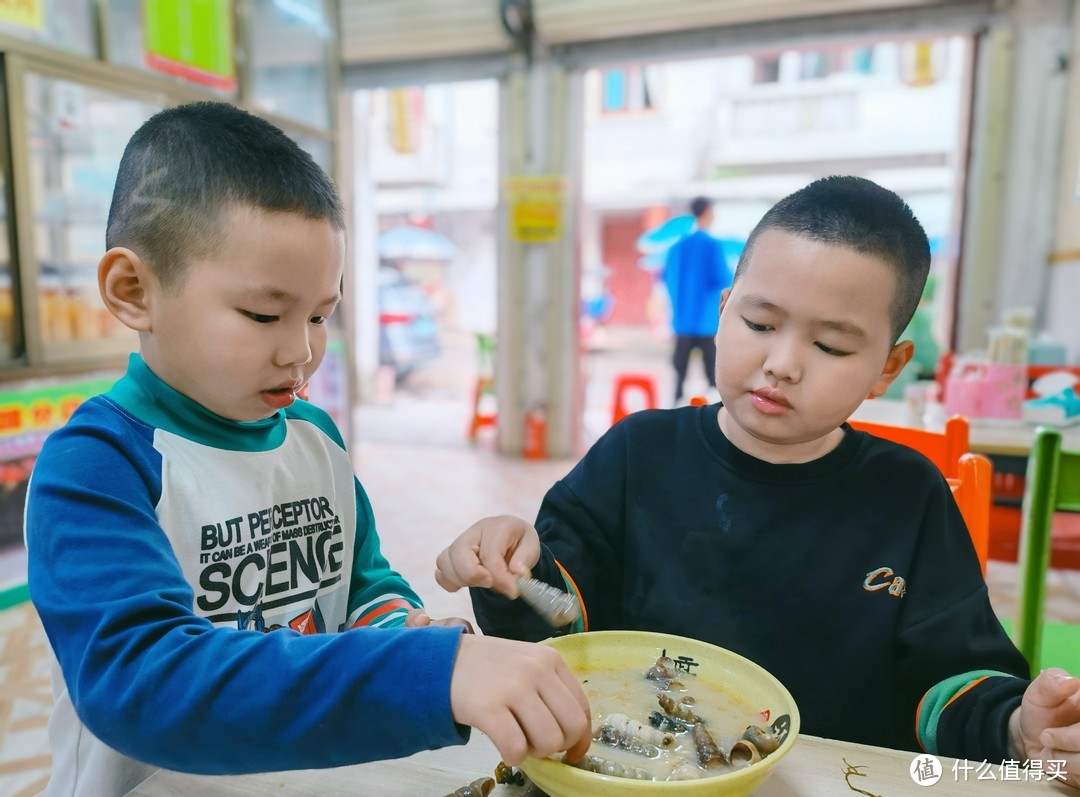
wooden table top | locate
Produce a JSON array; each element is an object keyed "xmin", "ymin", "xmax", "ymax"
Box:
[{"xmin": 127, "ymin": 731, "xmax": 1073, "ymax": 796}]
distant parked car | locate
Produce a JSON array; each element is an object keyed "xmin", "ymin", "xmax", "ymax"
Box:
[{"xmin": 378, "ymin": 265, "xmax": 440, "ymax": 381}]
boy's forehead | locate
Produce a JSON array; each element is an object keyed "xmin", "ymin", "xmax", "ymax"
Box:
[
  {"xmin": 742, "ymin": 228, "xmax": 894, "ymax": 285},
  {"xmin": 735, "ymin": 229, "xmax": 897, "ymax": 332}
]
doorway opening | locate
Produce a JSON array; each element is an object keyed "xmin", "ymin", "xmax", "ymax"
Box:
[
  {"xmin": 351, "ymin": 79, "xmax": 499, "ymax": 449},
  {"xmin": 578, "ymin": 34, "xmax": 973, "ymax": 443}
]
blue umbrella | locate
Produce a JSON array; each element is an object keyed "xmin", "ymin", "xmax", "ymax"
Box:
[
  {"xmin": 378, "ymin": 225, "xmax": 458, "ymax": 261},
  {"xmin": 636, "ymin": 214, "xmax": 694, "ymax": 254}
]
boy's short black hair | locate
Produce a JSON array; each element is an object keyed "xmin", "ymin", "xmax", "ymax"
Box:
[
  {"xmin": 106, "ymin": 101, "xmax": 345, "ymax": 290},
  {"xmin": 733, "ymin": 176, "xmax": 930, "ymax": 342},
  {"xmin": 690, "ymin": 196, "xmax": 712, "ymax": 219}
]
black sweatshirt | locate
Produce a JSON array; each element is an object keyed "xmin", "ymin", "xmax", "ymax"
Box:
[{"xmin": 472, "ymin": 405, "xmax": 1029, "ymax": 760}]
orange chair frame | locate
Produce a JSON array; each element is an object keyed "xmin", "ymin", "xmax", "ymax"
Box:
[
  {"xmin": 849, "ymin": 415, "xmax": 988, "ymax": 574},
  {"xmin": 848, "ymin": 416, "xmax": 970, "ymax": 479},
  {"xmin": 948, "ymin": 452, "xmax": 992, "ymax": 575}
]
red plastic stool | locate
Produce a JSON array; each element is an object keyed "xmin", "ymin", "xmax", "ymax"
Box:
[
  {"xmin": 611, "ymin": 372, "xmax": 658, "ymax": 426},
  {"xmin": 689, "ymin": 396, "xmax": 708, "ymax": 406},
  {"xmin": 468, "ymin": 375, "xmax": 497, "ymax": 441}
]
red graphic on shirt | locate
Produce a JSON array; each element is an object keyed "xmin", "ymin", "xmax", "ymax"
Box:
[
  {"xmin": 760, "ymin": 709, "xmax": 771, "ymax": 723},
  {"xmin": 290, "ymin": 610, "xmax": 319, "ymax": 635}
]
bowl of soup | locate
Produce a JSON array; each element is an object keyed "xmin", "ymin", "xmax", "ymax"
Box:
[{"xmin": 519, "ymin": 630, "xmax": 800, "ymax": 797}]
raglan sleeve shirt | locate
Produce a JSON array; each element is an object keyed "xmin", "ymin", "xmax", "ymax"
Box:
[{"xmin": 26, "ymin": 365, "xmax": 468, "ymax": 780}]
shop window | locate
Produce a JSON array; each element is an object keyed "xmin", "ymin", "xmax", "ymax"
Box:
[
  {"xmin": 102, "ymin": 0, "xmax": 238, "ymax": 96},
  {"xmin": 22, "ymin": 73, "xmax": 161, "ymax": 360},
  {"xmin": 600, "ymin": 66, "xmax": 654, "ymax": 114},
  {"xmin": 0, "ymin": 77, "xmax": 16, "ymax": 362},
  {"xmin": 250, "ymin": 0, "xmax": 333, "ymax": 128},
  {"xmin": 0, "ymin": 0, "xmax": 97, "ymax": 58}
]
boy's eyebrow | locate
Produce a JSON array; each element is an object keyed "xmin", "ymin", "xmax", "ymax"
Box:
[
  {"xmin": 816, "ymin": 319, "xmax": 867, "ymax": 338},
  {"xmin": 246, "ymin": 286, "xmax": 342, "ymax": 305},
  {"xmin": 737, "ymin": 295, "xmax": 783, "ymax": 313}
]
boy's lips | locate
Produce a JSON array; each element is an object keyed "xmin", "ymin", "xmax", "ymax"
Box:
[
  {"xmin": 261, "ymin": 382, "xmax": 300, "ymax": 409},
  {"xmin": 749, "ymin": 388, "xmax": 792, "ymax": 415}
]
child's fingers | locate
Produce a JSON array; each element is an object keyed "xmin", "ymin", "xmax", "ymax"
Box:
[
  {"xmin": 1041, "ymin": 722, "xmax": 1080, "ymax": 753},
  {"xmin": 1029, "ymin": 669, "xmax": 1080, "ymax": 710},
  {"xmin": 435, "ymin": 542, "xmax": 492, "ymax": 592},
  {"xmin": 482, "ymin": 708, "xmax": 530, "ymax": 766},
  {"xmin": 514, "ymin": 692, "xmax": 571, "ymax": 761},
  {"xmin": 539, "ymin": 670, "xmax": 592, "ymax": 763}
]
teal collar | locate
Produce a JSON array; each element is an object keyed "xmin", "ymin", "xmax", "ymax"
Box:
[{"xmin": 105, "ymin": 354, "xmax": 287, "ymax": 452}]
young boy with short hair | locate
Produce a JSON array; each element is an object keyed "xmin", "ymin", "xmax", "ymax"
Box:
[
  {"xmin": 437, "ymin": 176, "xmax": 1080, "ymax": 786},
  {"xmin": 25, "ymin": 102, "xmax": 590, "ymax": 797}
]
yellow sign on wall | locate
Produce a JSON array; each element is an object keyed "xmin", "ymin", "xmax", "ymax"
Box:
[
  {"xmin": 505, "ymin": 175, "xmax": 566, "ymax": 243},
  {"xmin": 0, "ymin": 0, "xmax": 43, "ymax": 31}
]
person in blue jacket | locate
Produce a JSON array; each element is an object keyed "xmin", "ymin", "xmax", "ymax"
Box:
[
  {"xmin": 438, "ymin": 177, "xmax": 1080, "ymax": 788},
  {"xmin": 663, "ymin": 196, "xmax": 732, "ymax": 405},
  {"xmin": 24, "ymin": 102, "xmax": 590, "ymax": 797}
]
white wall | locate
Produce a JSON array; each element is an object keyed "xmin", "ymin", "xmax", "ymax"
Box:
[{"xmin": 1044, "ymin": 6, "xmax": 1080, "ymax": 363}]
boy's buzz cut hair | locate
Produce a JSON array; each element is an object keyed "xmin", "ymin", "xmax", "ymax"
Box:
[
  {"xmin": 106, "ymin": 101, "xmax": 345, "ymax": 290},
  {"xmin": 734, "ymin": 175, "xmax": 931, "ymax": 342}
]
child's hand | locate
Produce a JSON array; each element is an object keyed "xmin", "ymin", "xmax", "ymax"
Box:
[
  {"xmin": 435, "ymin": 515, "xmax": 540, "ymax": 599},
  {"xmin": 404, "ymin": 608, "xmax": 475, "ymax": 633},
  {"xmin": 1013, "ymin": 668, "xmax": 1080, "ymax": 788},
  {"xmin": 449, "ymin": 633, "xmax": 591, "ymax": 766}
]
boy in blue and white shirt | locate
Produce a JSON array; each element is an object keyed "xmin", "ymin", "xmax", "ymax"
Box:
[{"xmin": 25, "ymin": 102, "xmax": 590, "ymax": 797}]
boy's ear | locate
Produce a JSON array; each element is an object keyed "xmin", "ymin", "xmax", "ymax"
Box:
[
  {"xmin": 868, "ymin": 340, "xmax": 915, "ymax": 398},
  {"xmin": 719, "ymin": 287, "xmax": 731, "ymax": 314},
  {"xmin": 98, "ymin": 247, "xmax": 155, "ymax": 332}
]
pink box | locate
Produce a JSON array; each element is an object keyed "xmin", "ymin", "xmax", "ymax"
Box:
[
  {"xmin": 944, "ymin": 362, "xmax": 1026, "ymax": 420},
  {"xmin": 981, "ymin": 363, "xmax": 1026, "ymax": 419}
]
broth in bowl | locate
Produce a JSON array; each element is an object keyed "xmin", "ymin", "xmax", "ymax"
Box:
[
  {"xmin": 519, "ymin": 630, "xmax": 800, "ymax": 797},
  {"xmin": 574, "ymin": 652, "xmax": 787, "ymax": 781}
]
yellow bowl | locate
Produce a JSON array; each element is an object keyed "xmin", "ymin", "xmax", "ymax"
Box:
[{"xmin": 520, "ymin": 630, "xmax": 800, "ymax": 797}]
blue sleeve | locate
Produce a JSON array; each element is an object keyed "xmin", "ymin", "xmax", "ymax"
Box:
[{"xmin": 26, "ymin": 407, "xmax": 468, "ymax": 775}]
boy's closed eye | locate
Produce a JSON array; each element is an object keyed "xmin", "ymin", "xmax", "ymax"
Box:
[
  {"xmin": 742, "ymin": 317, "xmax": 772, "ymax": 333},
  {"xmin": 814, "ymin": 342, "xmax": 853, "ymax": 357},
  {"xmin": 241, "ymin": 310, "xmax": 278, "ymax": 323}
]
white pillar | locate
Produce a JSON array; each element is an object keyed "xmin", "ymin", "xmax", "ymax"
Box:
[
  {"xmin": 496, "ymin": 56, "xmax": 583, "ymax": 458},
  {"xmin": 957, "ymin": 0, "xmax": 1073, "ymax": 351}
]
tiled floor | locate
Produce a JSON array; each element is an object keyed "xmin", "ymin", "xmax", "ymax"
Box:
[{"xmin": 1, "ymin": 438, "xmax": 1078, "ymax": 796}]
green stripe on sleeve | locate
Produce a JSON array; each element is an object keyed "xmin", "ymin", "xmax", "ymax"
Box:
[
  {"xmin": 917, "ymin": 670, "xmax": 1014, "ymax": 753},
  {"xmin": 556, "ymin": 571, "xmax": 586, "ymax": 635}
]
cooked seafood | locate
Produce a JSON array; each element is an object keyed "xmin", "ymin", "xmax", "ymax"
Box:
[
  {"xmin": 563, "ymin": 652, "xmax": 787, "ymax": 782},
  {"xmin": 647, "ymin": 710, "xmax": 689, "ymax": 734},
  {"xmin": 667, "ymin": 757, "xmax": 705, "ymax": 781},
  {"xmin": 645, "ymin": 655, "xmax": 678, "ymax": 681},
  {"xmin": 598, "ymin": 712, "xmax": 675, "ymax": 751},
  {"xmin": 729, "ymin": 739, "xmax": 761, "ymax": 767},
  {"xmin": 567, "ymin": 752, "xmax": 653, "ymax": 780},
  {"xmin": 657, "ymin": 692, "xmax": 698, "ymax": 723},
  {"xmin": 691, "ymin": 721, "xmax": 728, "ymax": 768},
  {"xmin": 514, "ymin": 575, "xmax": 581, "ymax": 626},
  {"xmin": 743, "ymin": 724, "xmax": 780, "ymax": 754}
]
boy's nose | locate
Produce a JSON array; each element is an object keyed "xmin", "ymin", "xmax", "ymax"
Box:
[
  {"xmin": 275, "ymin": 327, "xmax": 313, "ymax": 367},
  {"xmin": 763, "ymin": 339, "xmax": 801, "ymax": 383}
]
